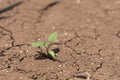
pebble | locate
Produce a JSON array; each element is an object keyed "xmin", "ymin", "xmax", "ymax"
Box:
[
  {"xmin": 26, "ymin": 50, "xmax": 29, "ymax": 53},
  {"xmin": 73, "ymin": 72, "xmax": 91, "ymax": 80}
]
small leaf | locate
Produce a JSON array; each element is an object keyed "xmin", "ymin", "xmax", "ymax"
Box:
[
  {"xmin": 48, "ymin": 51, "xmax": 56, "ymax": 59},
  {"xmin": 32, "ymin": 41, "xmax": 44, "ymax": 48},
  {"xmin": 48, "ymin": 32, "xmax": 57, "ymax": 42}
]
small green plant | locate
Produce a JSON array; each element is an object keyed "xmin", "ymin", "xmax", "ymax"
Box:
[{"xmin": 32, "ymin": 32, "xmax": 58, "ymax": 60}]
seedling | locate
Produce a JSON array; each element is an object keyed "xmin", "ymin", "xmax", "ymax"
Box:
[{"xmin": 32, "ymin": 32, "xmax": 58, "ymax": 60}]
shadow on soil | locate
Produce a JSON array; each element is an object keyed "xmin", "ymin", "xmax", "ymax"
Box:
[
  {"xmin": 34, "ymin": 52, "xmax": 48, "ymax": 60},
  {"xmin": 34, "ymin": 48, "xmax": 60, "ymax": 60}
]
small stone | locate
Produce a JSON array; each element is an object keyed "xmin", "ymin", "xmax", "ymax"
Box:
[
  {"xmin": 5, "ymin": 44, "xmax": 8, "ymax": 46},
  {"xmin": 73, "ymin": 72, "xmax": 91, "ymax": 80},
  {"xmin": 38, "ymin": 38, "xmax": 41, "ymax": 41},
  {"xmin": 59, "ymin": 70, "xmax": 63, "ymax": 73},
  {"xmin": 58, "ymin": 65, "xmax": 62, "ymax": 67},
  {"xmin": 64, "ymin": 32, "xmax": 68, "ymax": 36},
  {"xmin": 20, "ymin": 50, "xmax": 23, "ymax": 53},
  {"xmin": 20, "ymin": 77, "xmax": 23, "ymax": 79},
  {"xmin": 26, "ymin": 50, "xmax": 29, "ymax": 53}
]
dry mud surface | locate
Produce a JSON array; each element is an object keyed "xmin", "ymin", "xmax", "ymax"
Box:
[{"xmin": 0, "ymin": 0, "xmax": 120, "ymax": 80}]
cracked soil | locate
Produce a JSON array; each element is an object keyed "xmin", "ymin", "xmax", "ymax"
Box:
[{"xmin": 0, "ymin": 0, "xmax": 120, "ymax": 80}]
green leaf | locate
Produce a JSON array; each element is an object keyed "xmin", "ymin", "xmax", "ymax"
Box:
[
  {"xmin": 48, "ymin": 32, "xmax": 57, "ymax": 42},
  {"xmin": 49, "ymin": 51, "xmax": 56, "ymax": 59},
  {"xmin": 32, "ymin": 41, "xmax": 44, "ymax": 48}
]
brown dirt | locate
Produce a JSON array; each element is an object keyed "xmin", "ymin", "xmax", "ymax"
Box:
[{"xmin": 0, "ymin": 0, "xmax": 120, "ymax": 80}]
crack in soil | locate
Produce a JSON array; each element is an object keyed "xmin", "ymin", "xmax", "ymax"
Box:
[
  {"xmin": 0, "ymin": 1, "xmax": 23, "ymax": 14},
  {"xmin": 0, "ymin": 26, "xmax": 30, "ymax": 56},
  {"xmin": 16, "ymin": 68, "xmax": 42, "ymax": 80},
  {"xmin": 62, "ymin": 31, "xmax": 104, "ymax": 77},
  {"xmin": 63, "ymin": 32, "xmax": 85, "ymax": 57},
  {"xmin": 0, "ymin": 26, "xmax": 14, "ymax": 55},
  {"xmin": 92, "ymin": 61, "xmax": 103, "ymax": 72},
  {"xmin": 64, "ymin": 38, "xmax": 79, "ymax": 59},
  {"xmin": 36, "ymin": 1, "xmax": 60, "ymax": 23},
  {"xmin": 42, "ymin": 1, "xmax": 59, "ymax": 11},
  {"xmin": 0, "ymin": 16, "xmax": 10, "ymax": 20},
  {"xmin": 0, "ymin": 49, "xmax": 27, "ymax": 69},
  {"xmin": 0, "ymin": 44, "xmax": 30, "ymax": 56},
  {"xmin": 15, "ymin": 67, "xmax": 28, "ymax": 74},
  {"xmin": 0, "ymin": 1, "xmax": 119, "ymax": 80}
]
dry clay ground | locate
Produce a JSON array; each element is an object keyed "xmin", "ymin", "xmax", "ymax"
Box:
[{"xmin": 0, "ymin": 0, "xmax": 120, "ymax": 80}]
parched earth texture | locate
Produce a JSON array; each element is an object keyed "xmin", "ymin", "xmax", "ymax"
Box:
[{"xmin": 0, "ymin": 0, "xmax": 120, "ymax": 80}]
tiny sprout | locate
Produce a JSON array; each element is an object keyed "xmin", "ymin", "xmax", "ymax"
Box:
[{"xmin": 32, "ymin": 32, "xmax": 58, "ymax": 60}]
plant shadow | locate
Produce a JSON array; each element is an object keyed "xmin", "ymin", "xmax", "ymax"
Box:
[
  {"xmin": 34, "ymin": 51, "xmax": 48, "ymax": 60},
  {"xmin": 34, "ymin": 48, "xmax": 60, "ymax": 60},
  {"xmin": 52, "ymin": 48, "xmax": 60, "ymax": 54}
]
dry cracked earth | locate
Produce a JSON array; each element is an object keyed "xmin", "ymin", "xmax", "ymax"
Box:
[{"xmin": 0, "ymin": 0, "xmax": 120, "ymax": 80}]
